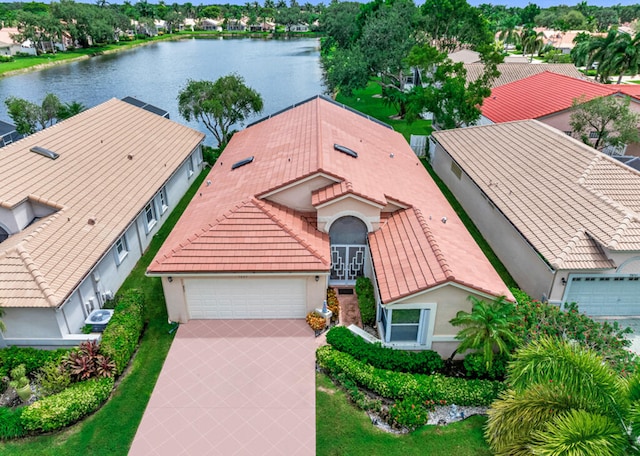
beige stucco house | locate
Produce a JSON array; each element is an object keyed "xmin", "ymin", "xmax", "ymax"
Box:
[
  {"xmin": 432, "ymin": 120, "xmax": 640, "ymax": 316},
  {"xmin": 148, "ymin": 96, "xmax": 511, "ymax": 355},
  {"xmin": 0, "ymin": 99, "xmax": 205, "ymax": 347}
]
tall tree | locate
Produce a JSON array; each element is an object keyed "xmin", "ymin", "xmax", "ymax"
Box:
[
  {"xmin": 485, "ymin": 337, "xmax": 640, "ymax": 456},
  {"xmin": 421, "ymin": 0, "xmax": 492, "ymax": 52},
  {"xmin": 521, "ymin": 27, "xmax": 544, "ymax": 62},
  {"xmin": 570, "ymin": 95, "xmax": 640, "ymax": 154},
  {"xmin": 177, "ymin": 74, "xmax": 263, "ymax": 147}
]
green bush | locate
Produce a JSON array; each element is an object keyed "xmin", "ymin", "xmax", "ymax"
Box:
[
  {"xmin": 326, "ymin": 326, "xmax": 444, "ymax": 374},
  {"xmin": 35, "ymin": 361, "xmax": 72, "ymax": 397},
  {"xmin": 0, "ymin": 55, "xmax": 14, "ymax": 62},
  {"xmin": 0, "ymin": 347, "xmax": 68, "ymax": 378},
  {"xmin": 355, "ymin": 276, "xmax": 376, "ymax": 327},
  {"xmin": 463, "ymin": 352, "xmax": 508, "ymax": 380},
  {"xmin": 99, "ymin": 289, "xmax": 145, "ymax": 376},
  {"xmin": 317, "ymin": 346, "xmax": 504, "ymax": 406},
  {"xmin": 0, "ymin": 407, "xmax": 26, "ymax": 440},
  {"xmin": 388, "ymin": 397, "xmax": 434, "ymax": 430},
  {"xmin": 21, "ymin": 377, "xmax": 114, "ymax": 432}
]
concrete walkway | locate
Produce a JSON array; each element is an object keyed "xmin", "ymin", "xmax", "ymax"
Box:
[{"xmin": 129, "ymin": 320, "xmax": 316, "ymax": 456}]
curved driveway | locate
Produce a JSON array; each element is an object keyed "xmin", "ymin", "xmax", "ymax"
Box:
[{"xmin": 129, "ymin": 320, "xmax": 316, "ymax": 455}]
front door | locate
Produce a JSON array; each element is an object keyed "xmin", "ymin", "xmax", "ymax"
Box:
[{"xmin": 329, "ymin": 216, "xmax": 368, "ymax": 286}]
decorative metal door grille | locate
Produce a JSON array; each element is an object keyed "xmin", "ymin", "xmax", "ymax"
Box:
[{"xmin": 330, "ymin": 245, "xmax": 366, "ymax": 284}]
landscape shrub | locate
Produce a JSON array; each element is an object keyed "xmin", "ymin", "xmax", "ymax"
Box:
[
  {"xmin": 99, "ymin": 289, "xmax": 145, "ymax": 376},
  {"xmin": 511, "ymin": 289, "xmax": 638, "ymax": 375},
  {"xmin": 355, "ymin": 276, "xmax": 376, "ymax": 327},
  {"xmin": 463, "ymin": 352, "xmax": 508, "ymax": 380},
  {"xmin": 63, "ymin": 340, "xmax": 116, "ymax": 381},
  {"xmin": 0, "ymin": 346, "xmax": 68, "ymax": 378},
  {"xmin": 388, "ymin": 397, "xmax": 435, "ymax": 430},
  {"xmin": 34, "ymin": 360, "xmax": 72, "ymax": 397},
  {"xmin": 0, "ymin": 407, "xmax": 26, "ymax": 440},
  {"xmin": 326, "ymin": 288, "xmax": 340, "ymax": 322},
  {"xmin": 317, "ymin": 346, "xmax": 504, "ymax": 406},
  {"xmin": 0, "ymin": 55, "xmax": 14, "ymax": 62},
  {"xmin": 326, "ymin": 326, "xmax": 444, "ymax": 374},
  {"xmin": 21, "ymin": 377, "xmax": 114, "ymax": 432}
]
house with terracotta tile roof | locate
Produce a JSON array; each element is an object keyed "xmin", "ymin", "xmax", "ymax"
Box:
[
  {"xmin": 432, "ymin": 120, "xmax": 640, "ymax": 316},
  {"xmin": 0, "ymin": 99, "xmax": 205, "ymax": 347},
  {"xmin": 479, "ymin": 71, "xmax": 640, "ymax": 156},
  {"xmin": 464, "ymin": 63, "xmax": 586, "ymax": 89},
  {"xmin": 148, "ymin": 96, "xmax": 512, "ymax": 354}
]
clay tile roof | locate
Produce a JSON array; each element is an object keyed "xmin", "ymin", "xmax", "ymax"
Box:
[
  {"xmin": 481, "ymin": 72, "xmax": 618, "ymax": 122},
  {"xmin": 0, "ymin": 99, "xmax": 205, "ymax": 308},
  {"xmin": 151, "ymin": 96, "xmax": 512, "ymax": 302},
  {"xmin": 465, "ymin": 63, "xmax": 587, "ymax": 88},
  {"xmin": 432, "ymin": 120, "xmax": 640, "ymax": 270}
]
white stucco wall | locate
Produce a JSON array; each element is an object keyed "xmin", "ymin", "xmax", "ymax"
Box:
[
  {"xmin": 432, "ymin": 144, "xmax": 555, "ymax": 300},
  {"xmin": 317, "ymin": 197, "xmax": 381, "ymax": 233},
  {"xmin": 263, "ymin": 174, "xmax": 336, "ymax": 212}
]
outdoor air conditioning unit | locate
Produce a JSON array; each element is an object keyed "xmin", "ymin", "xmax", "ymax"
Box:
[{"xmin": 102, "ymin": 290, "xmax": 114, "ymax": 301}]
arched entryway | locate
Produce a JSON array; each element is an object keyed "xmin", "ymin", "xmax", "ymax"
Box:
[{"xmin": 329, "ymin": 216, "xmax": 368, "ymax": 285}]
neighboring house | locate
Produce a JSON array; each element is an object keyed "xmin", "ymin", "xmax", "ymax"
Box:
[
  {"xmin": 0, "ymin": 121, "xmax": 22, "ymax": 148},
  {"xmin": 616, "ymin": 155, "xmax": 640, "ymax": 172},
  {"xmin": 200, "ymin": 19, "xmax": 222, "ymax": 31},
  {"xmin": 447, "ymin": 49, "xmax": 481, "ymax": 64},
  {"xmin": 227, "ymin": 19, "xmax": 247, "ymax": 31},
  {"xmin": 479, "ymin": 71, "xmax": 640, "ymax": 156},
  {"xmin": 288, "ymin": 23, "xmax": 309, "ymax": 32},
  {"xmin": 148, "ymin": 96, "xmax": 512, "ymax": 356},
  {"xmin": 432, "ymin": 120, "xmax": 640, "ymax": 316},
  {"xmin": 0, "ymin": 27, "xmax": 36, "ymax": 56},
  {"xmin": 465, "ymin": 63, "xmax": 586, "ymax": 88},
  {"xmin": 249, "ymin": 21, "xmax": 275, "ymax": 32},
  {"xmin": 0, "ymin": 99, "xmax": 205, "ymax": 348}
]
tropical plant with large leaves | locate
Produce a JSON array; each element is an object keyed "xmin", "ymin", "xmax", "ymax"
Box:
[
  {"xmin": 485, "ymin": 337, "xmax": 640, "ymax": 456},
  {"xmin": 448, "ymin": 295, "xmax": 517, "ymax": 368}
]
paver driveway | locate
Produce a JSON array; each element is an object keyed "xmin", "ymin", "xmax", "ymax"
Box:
[{"xmin": 129, "ymin": 320, "xmax": 316, "ymax": 455}]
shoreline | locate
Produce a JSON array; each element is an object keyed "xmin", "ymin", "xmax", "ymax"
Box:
[{"xmin": 0, "ymin": 32, "xmax": 321, "ymax": 78}]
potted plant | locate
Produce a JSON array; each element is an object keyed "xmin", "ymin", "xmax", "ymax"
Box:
[
  {"xmin": 9, "ymin": 364, "xmax": 32, "ymax": 403},
  {"xmin": 306, "ymin": 311, "xmax": 327, "ymax": 333}
]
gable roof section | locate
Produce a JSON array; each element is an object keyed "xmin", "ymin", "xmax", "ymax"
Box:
[
  {"xmin": 481, "ymin": 72, "xmax": 618, "ymax": 122},
  {"xmin": 151, "ymin": 97, "xmax": 512, "ymax": 303},
  {"xmin": 465, "ymin": 63, "xmax": 586, "ymax": 88},
  {"xmin": 432, "ymin": 120, "xmax": 640, "ymax": 270},
  {"xmin": 0, "ymin": 99, "xmax": 205, "ymax": 308}
]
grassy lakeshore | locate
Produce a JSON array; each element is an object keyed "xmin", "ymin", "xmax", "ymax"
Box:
[{"xmin": 0, "ymin": 31, "xmax": 321, "ymax": 77}]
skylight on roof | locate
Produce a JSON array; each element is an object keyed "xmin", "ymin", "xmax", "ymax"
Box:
[
  {"xmin": 231, "ymin": 156, "xmax": 254, "ymax": 170},
  {"xmin": 30, "ymin": 146, "xmax": 59, "ymax": 160},
  {"xmin": 334, "ymin": 144, "xmax": 358, "ymax": 158}
]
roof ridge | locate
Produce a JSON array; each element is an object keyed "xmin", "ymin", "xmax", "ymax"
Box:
[
  {"xmin": 552, "ymin": 229, "xmax": 584, "ymax": 269},
  {"xmin": 316, "ymin": 97, "xmax": 323, "ymax": 171},
  {"xmin": 15, "ymin": 245, "xmax": 58, "ymax": 307},
  {"xmin": 412, "ymin": 207, "xmax": 454, "ymax": 280},
  {"xmin": 577, "ymin": 154, "xmax": 601, "ymax": 184},
  {"xmin": 254, "ymin": 199, "xmax": 329, "ymax": 266},
  {"xmin": 608, "ymin": 214, "xmax": 635, "ymax": 250}
]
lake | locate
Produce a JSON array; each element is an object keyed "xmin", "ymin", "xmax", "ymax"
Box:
[{"xmin": 0, "ymin": 37, "xmax": 325, "ymax": 145}]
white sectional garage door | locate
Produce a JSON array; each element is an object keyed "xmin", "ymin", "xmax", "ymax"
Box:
[
  {"xmin": 564, "ymin": 275, "xmax": 640, "ymax": 316},
  {"xmin": 185, "ymin": 278, "xmax": 307, "ymax": 319}
]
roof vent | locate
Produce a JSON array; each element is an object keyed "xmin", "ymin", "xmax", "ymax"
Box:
[
  {"xmin": 31, "ymin": 146, "xmax": 59, "ymax": 160},
  {"xmin": 231, "ymin": 156, "xmax": 254, "ymax": 170},
  {"xmin": 334, "ymin": 144, "xmax": 357, "ymax": 158}
]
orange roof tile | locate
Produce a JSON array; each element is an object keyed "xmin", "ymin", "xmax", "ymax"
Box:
[
  {"xmin": 432, "ymin": 120, "xmax": 640, "ymax": 270},
  {"xmin": 150, "ymin": 97, "xmax": 512, "ymax": 303},
  {"xmin": 481, "ymin": 72, "xmax": 619, "ymax": 123},
  {"xmin": 0, "ymin": 99, "xmax": 205, "ymax": 307}
]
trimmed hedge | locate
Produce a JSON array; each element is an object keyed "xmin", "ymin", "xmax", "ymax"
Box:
[
  {"xmin": 355, "ymin": 276, "xmax": 376, "ymax": 327},
  {"xmin": 0, "ymin": 407, "xmax": 26, "ymax": 440},
  {"xmin": 0, "ymin": 347, "xmax": 68, "ymax": 378},
  {"xmin": 99, "ymin": 289, "xmax": 145, "ymax": 376},
  {"xmin": 326, "ymin": 326, "xmax": 444, "ymax": 374},
  {"xmin": 21, "ymin": 377, "xmax": 114, "ymax": 432},
  {"xmin": 317, "ymin": 346, "xmax": 504, "ymax": 406}
]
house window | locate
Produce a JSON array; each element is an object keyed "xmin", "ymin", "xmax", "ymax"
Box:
[
  {"xmin": 589, "ymin": 131, "xmax": 599, "ymax": 139},
  {"xmin": 158, "ymin": 188, "xmax": 168, "ymax": 214},
  {"xmin": 450, "ymin": 161, "xmax": 462, "ymax": 179},
  {"xmin": 144, "ymin": 203, "xmax": 157, "ymax": 233},
  {"xmin": 187, "ymin": 155, "xmax": 194, "ymax": 178},
  {"xmin": 381, "ymin": 307, "xmax": 430, "ymax": 344},
  {"xmin": 114, "ymin": 236, "xmax": 128, "ymax": 266}
]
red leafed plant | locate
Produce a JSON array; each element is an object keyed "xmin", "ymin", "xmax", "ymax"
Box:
[{"xmin": 63, "ymin": 340, "xmax": 116, "ymax": 381}]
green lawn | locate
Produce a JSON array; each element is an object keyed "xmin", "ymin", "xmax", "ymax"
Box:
[
  {"xmin": 336, "ymin": 82, "xmax": 518, "ymax": 288},
  {"xmin": 316, "ymin": 373, "xmax": 491, "ymax": 456},
  {"xmin": 0, "ymin": 169, "xmax": 208, "ymax": 456}
]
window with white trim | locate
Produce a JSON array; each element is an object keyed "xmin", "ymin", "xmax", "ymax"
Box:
[
  {"xmin": 187, "ymin": 155, "xmax": 194, "ymax": 178},
  {"xmin": 114, "ymin": 235, "xmax": 129, "ymax": 266},
  {"xmin": 144, "ymin": 203, "xmax": 157, "ymax": 233},
  {"xmin": 159, "ymin": 188, "xmax": 168, "ymax": 214}
]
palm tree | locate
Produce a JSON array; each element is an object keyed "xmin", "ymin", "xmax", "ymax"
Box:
[
  {"xmin": 587, "ymin": 29, "xmax": 619, "ymax": 83},
  {"xmin": 521, "ymin": 28, "xmax": 544, "ymax": 62},
  {"xmin": 485, "ymin": 337, "xmax": 640, "ymax": 456},
  {"xmin": 448, "ymin": 295, "xmax": 517, "ymax": 368},
  {"xmin": 608, "ymin": 31, "xmax": 640, "ymax": 84}
]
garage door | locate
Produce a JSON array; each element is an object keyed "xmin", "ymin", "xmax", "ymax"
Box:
[
  {"xmin": 564, "ymin": 275, "xmax": 640, "ymax": 316},
  {"xmin": 185, "ymin": 278, "xmax": 307, "ymax": 319}
]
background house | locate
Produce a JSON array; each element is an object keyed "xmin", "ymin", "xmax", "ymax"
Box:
[
  {"xmin": 432, "ymin": 120, "xmax": 640, "ymax": 316},
  {"xmin": 464, "ymin": 63, "xmax": 586, "ymax": 88},
  {"xmin": 148, "ymin": 96, "xmax": 511, "ymax": 356},
  {"xmin": 479, "ymin": 71, "xmax": 640, "ymax": 156},
  {"xmin": 0, "ymin": 120, "xmax": 22, "ymax": 148},
  {"xmin": 0, "ymin": 27, "xmax": 36, "ymax": 56},
  {"xmin": 0, "ymin": 99, "xmax": 204, "ymax": 347}
]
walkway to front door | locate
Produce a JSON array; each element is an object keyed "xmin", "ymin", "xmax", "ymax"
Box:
[{"xmin": 129, "ymin": 320, "xmax": 316, "ymax": 455}]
